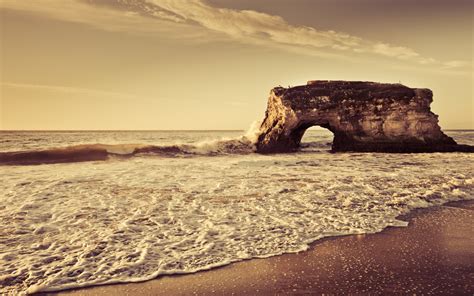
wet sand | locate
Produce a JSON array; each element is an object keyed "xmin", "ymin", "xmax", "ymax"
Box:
[{"xmin": 52, "ymin": 200, "xmax": 474, "ymax": 295}]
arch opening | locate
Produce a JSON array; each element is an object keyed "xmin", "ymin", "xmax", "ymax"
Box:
[{"xmin": 297, "ymin": 124, "xmax": 335, "ymax": 152}]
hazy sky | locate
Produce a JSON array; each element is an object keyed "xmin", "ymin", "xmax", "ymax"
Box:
[{"xmin": 1, "ymin": 0, "xmax": 472, "ymax": 130}]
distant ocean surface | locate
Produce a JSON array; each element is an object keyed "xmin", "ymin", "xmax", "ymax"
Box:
[{"xmin": 1, "ymin": 129, "xmax": 473, "ymax": 294}]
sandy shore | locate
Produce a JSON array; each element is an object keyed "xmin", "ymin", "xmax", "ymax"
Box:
[{"xmin": 49, "ymin": 200, "xmax": 474, "ymax": 295}]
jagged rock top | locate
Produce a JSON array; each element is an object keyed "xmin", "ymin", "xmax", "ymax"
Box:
[{"xmin": 272, "ymin": 80, "xmax": 432, "ymax": 111}]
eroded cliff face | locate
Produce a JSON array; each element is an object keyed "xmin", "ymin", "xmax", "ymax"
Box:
[{"xmin": 256, "ymin": 80, "xmax": 471, "ymax": 153}]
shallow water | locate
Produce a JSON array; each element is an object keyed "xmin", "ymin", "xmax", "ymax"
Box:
[{"xmin": 0, "ymin": 130, "xmax": 473, "ymax": 294}]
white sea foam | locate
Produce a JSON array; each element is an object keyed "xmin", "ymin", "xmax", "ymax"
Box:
[
  {"xmin": 175, "ymin": 120, "xmax": 261, "ymax": 155},
  {"xmin": 0, "ymin": 130, "xmax": 473, "ymax": 294}
]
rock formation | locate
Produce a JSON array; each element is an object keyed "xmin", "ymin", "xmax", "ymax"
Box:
[{"xmin": 256, "ymin": 80, "xmax": 473, "ymax": 153}]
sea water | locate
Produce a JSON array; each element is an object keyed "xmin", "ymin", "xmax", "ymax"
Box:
[{"xmin": 1, "ymin": 129, "xmax": 473, "ymax": 294}]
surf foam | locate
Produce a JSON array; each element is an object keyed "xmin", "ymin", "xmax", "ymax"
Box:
[{"xmin": 1, "ymin": 145, "xmax": 473, "ymax": 294}]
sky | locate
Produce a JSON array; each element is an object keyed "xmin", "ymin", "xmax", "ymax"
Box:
[{"xmin": 0, "ymin": 0, "xmax": 472, "ymax": 130}]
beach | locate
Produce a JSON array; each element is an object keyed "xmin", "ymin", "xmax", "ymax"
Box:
[{"xmin": 53, "ymin": 200, "xmax": 474, "ymax": 295}]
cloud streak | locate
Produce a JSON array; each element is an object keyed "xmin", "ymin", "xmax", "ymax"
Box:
[
  {"xmin": 1, "ymin": 82, "xmax": 139, "ymax": 100},
  {"xmin": 147, "ymin": 0, "xmax": 467, "ymax": 69},
  {"xmin": 0, "ymin": 0, "xmax": 205, "ymax": 38},
  {"xmin": 0, "ymin": 0, "xmax": 468, "ymax": 70}
]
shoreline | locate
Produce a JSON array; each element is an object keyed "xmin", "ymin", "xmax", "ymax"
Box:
[{"xmin": 41, "ymin": 199, "xmax": 474, "ymax": 295}]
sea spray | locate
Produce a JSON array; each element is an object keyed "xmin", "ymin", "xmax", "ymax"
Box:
[{"xmin": 189, "ymin": 120, "xmax": 262, "ymax": 154}]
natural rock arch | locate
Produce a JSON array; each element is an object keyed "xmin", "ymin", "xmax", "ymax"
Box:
[{"xmin": 256, "ymin": 80, "xmax": 473, "ymax": 153}]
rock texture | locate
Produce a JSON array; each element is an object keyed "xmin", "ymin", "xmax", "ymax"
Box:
[{"xmin": 256, "ymin": 80, "xmax": 473, "ymax": 153}]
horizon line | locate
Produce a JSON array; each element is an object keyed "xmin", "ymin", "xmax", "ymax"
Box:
[
  {"xmin": 0, "ymin": 129, "xmax": 247, "ymax": 132},
  {"xmin": 0, "ymin": 129, "xmax": 473, "ymax": 132}
]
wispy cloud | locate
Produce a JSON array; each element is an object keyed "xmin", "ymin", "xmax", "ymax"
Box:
[
  {"xmin": 0, "ymin": 0, "xmax": 468, "ymax": 70},
  {"xmin": 146, "ymin": 0, "xmax": 467, "ymax": 69},
  {"xmin": 1, "ymin": 82, "xmax": 138, "ymax": 99},
  {"xmin": 0, "ymin": 0, "xmax": 205, "ymax": 37}
]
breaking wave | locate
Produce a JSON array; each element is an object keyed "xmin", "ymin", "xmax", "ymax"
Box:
[
  {"xmin": 0, "ymin": 140, "xmax": 253, "ymax": 165},
  {"xmin": 0, "ymin": 122, "xmax": 263, "ymax": 166}
]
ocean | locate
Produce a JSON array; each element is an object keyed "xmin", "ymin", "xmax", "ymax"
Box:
[{"xmin": 1, "ymin": 129, "xmax": 473, "ymax": 294}]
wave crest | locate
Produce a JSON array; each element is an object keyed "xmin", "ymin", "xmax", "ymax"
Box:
[{"xmin": 0, "ymin": 123, "xmax": 263, "ymax": 165}]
